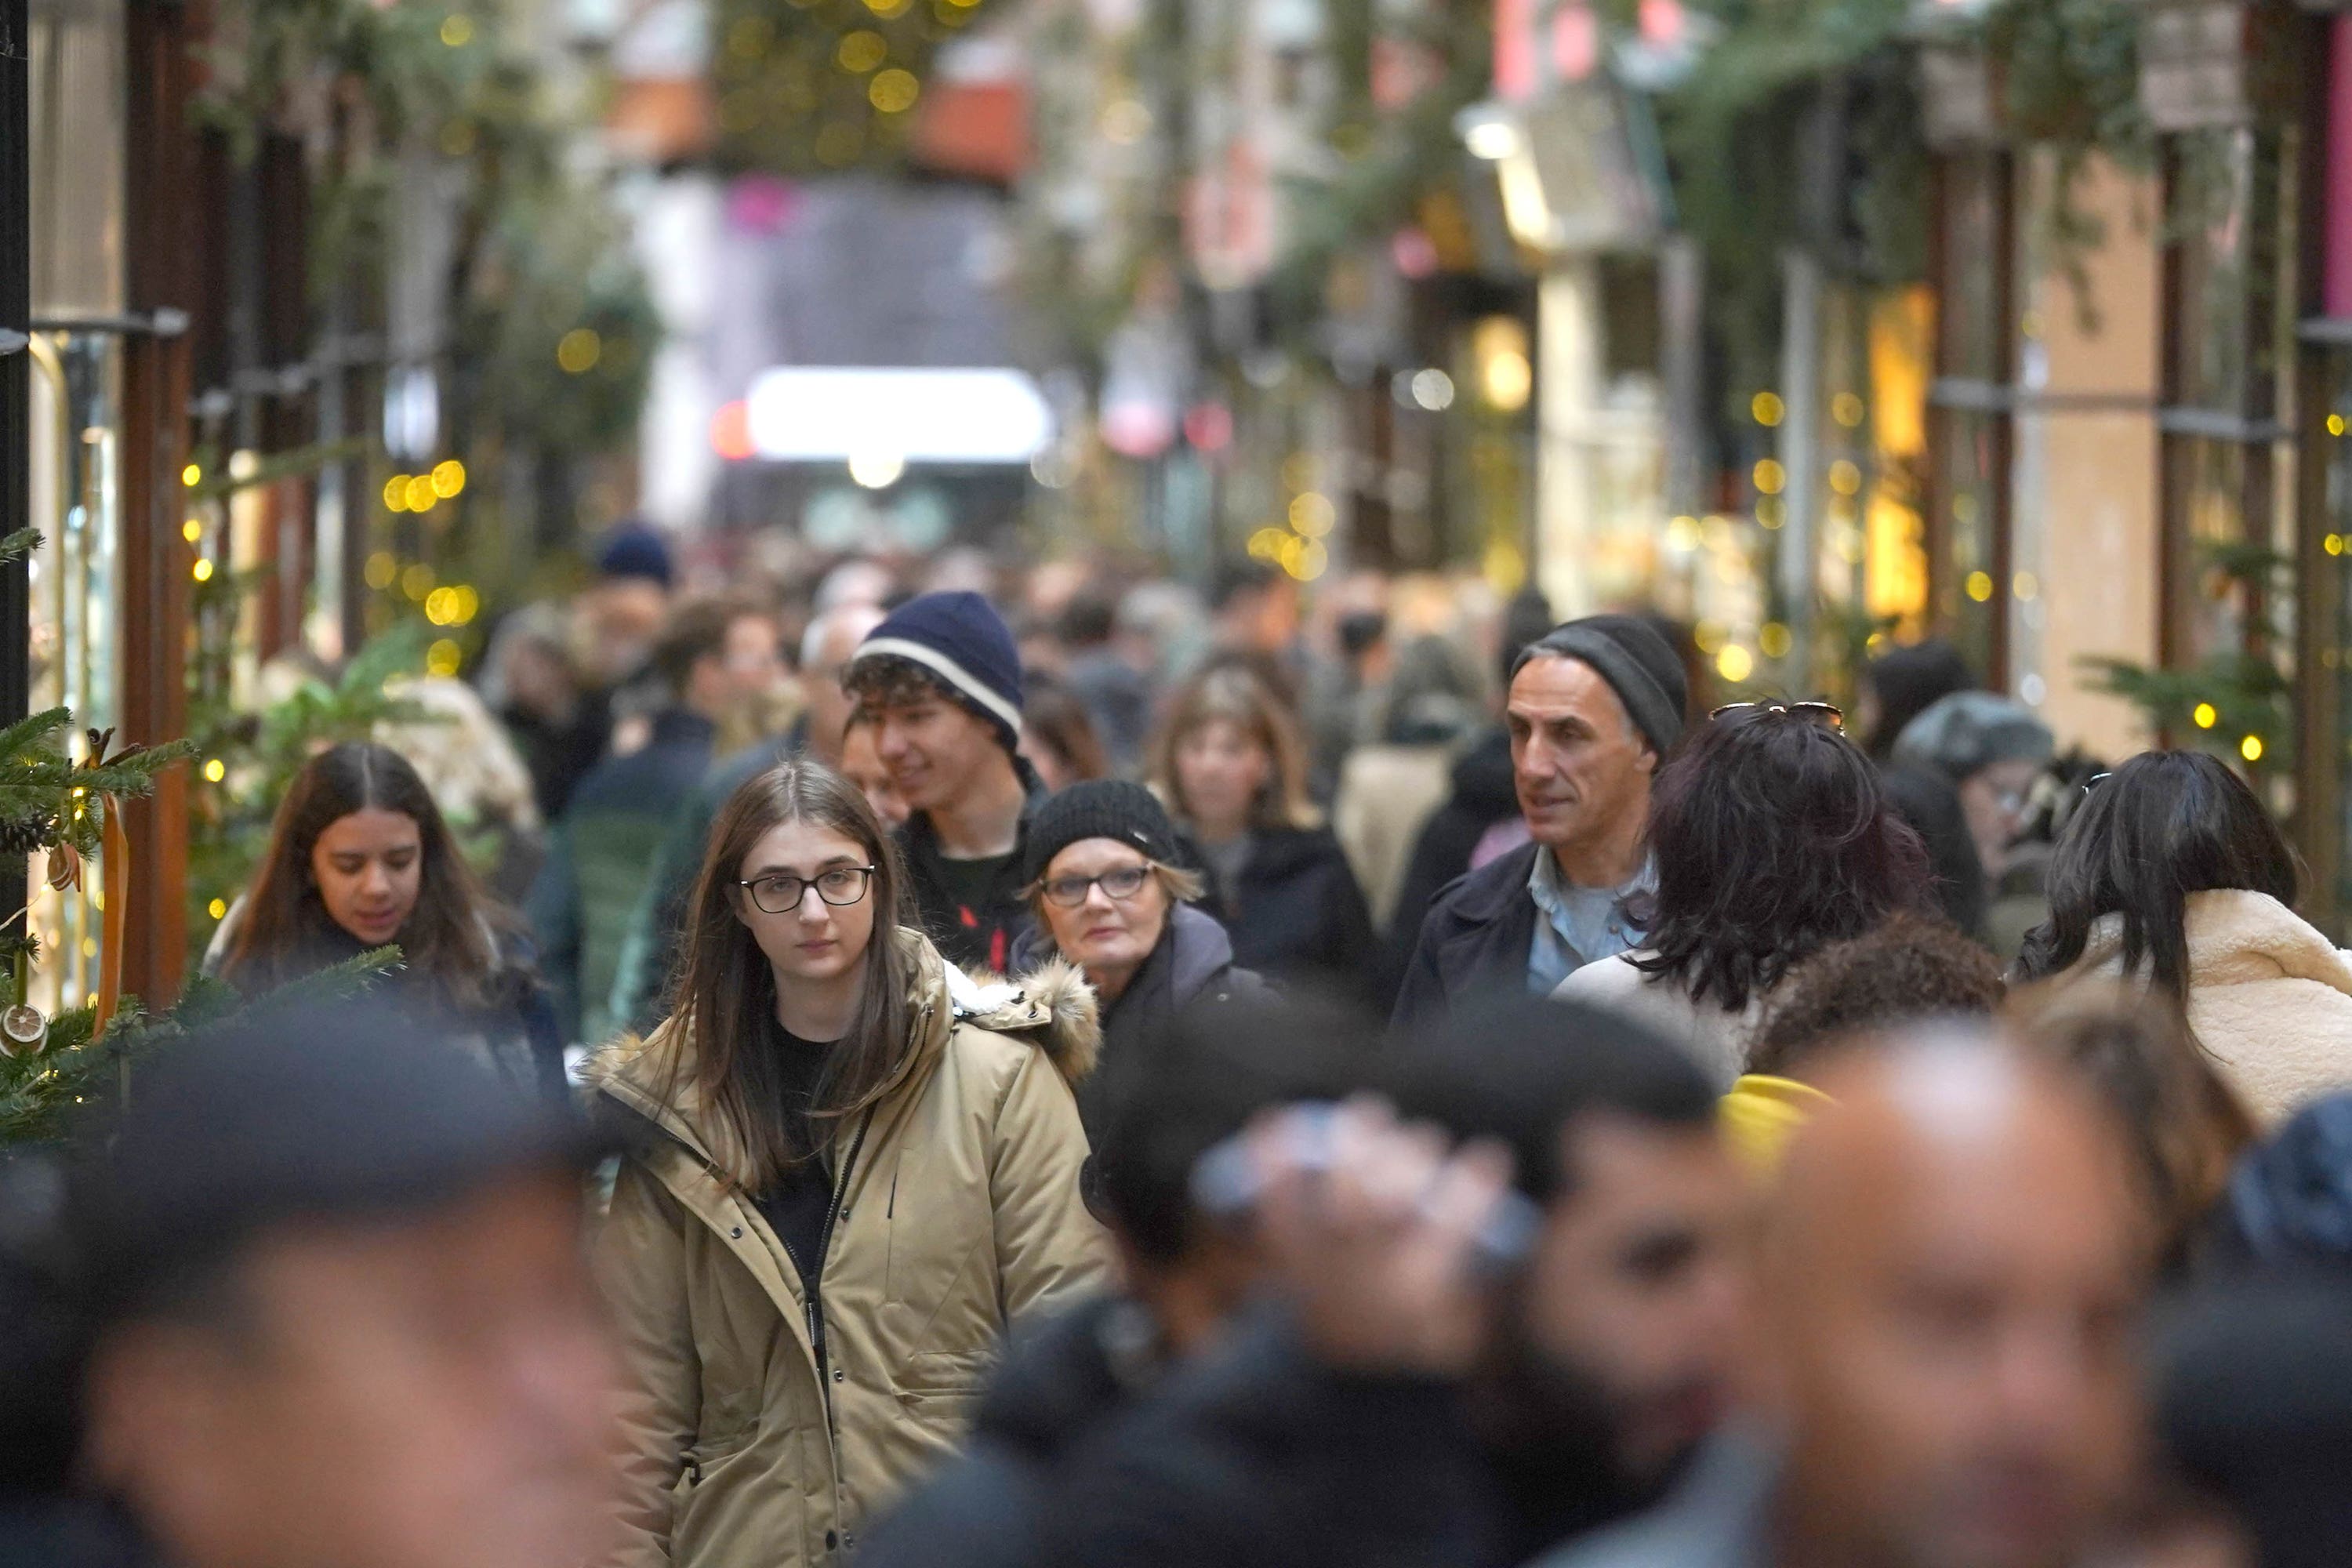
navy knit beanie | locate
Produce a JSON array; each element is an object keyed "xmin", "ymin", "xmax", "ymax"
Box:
[
  {"xmin": 594, "ymin": 521, "xmax": 673, "ymax": 590},
  {"xmin": 848, "ymin": 591, "xmax": 1025, "ymax": 751}
]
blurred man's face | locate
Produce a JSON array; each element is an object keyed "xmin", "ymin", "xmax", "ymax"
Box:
[
  {"xmin": 1491, "ymin": 1114, "xmax": 1748, "ymax": 1498},
  {"xmin": 800, "ymin": 608, "xmax": 887, "ymax": 767},
  {"xmin": 88, "ymin": 1172, "xmax": 620, "ymax": 1568},
  {"xmin": 1766, "ymin": 1087, "xmax": 2144, "ymax": 1568},
  {"xmin": 1506, "ymin": 655, "xmax": 1656, "ymax": 870},
  {"xmin": 577, "ymin": 579, "xmax": 669, "ymax": 684},
  {"xmin": 866, "ymin": 691, "xmax": 1006, "ymax": 814}
]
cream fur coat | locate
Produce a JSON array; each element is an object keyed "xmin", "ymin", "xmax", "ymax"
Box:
[{"xmin": 2069, "ymin": 888, "xmax": 2352, "ymax": 1125}]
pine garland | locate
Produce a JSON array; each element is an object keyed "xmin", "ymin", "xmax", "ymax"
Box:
[{"xmin": 0, "ymin": 947, "xmax": 403, "ymax": 1149}]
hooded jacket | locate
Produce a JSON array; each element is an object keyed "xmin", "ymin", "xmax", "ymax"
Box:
[
  {"xmin": 2066, "ymin": 888, "xmax": 2352, "ymax": 1125},
  {"xmin": 586, "ymin": 930, "xmax": 1112, "ymax": 1568}
]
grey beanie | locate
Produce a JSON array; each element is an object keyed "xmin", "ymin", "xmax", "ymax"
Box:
[
  {"xmin": 1510, "ymin": 615, "xmax": 1688, "ymax": 757},
  {"xmin": 1891, "ymin": 691, "xmax": 2054, "ymax": 783}
]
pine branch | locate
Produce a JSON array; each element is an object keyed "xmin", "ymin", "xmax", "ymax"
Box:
[
  {"xmin": 0, "ymin": 708, "xmax": 75, "ymax": 764},
  {"xmin": 0, "ymin": 530, "xmax": 43, "ymax": 570}
]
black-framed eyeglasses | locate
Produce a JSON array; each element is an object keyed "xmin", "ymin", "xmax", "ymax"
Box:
[
  {"xmin": 739, "ymin": 866, "xmax": 877, "ymax": 915},
  {"xmin": 1709, "ymin": 700, "xmax": 1846, "ymax": 731},
  {"xmin": 1039, "ymin": 864, "xmax": 1156, "ymax": 909}
]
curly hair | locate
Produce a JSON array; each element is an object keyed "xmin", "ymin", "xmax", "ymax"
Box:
[
  {"xmin": 1748, "ymin": 913, "xmax": 2006, "ymax": 1076},
  {"xmin": 1635, "ymin": 705, "xmax": 1932, "ymax": 1012}
]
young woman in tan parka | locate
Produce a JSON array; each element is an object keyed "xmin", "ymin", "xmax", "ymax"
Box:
[{"xmin": 588, "ymin": 760, "xmax": 1109, "ymax": 1568}]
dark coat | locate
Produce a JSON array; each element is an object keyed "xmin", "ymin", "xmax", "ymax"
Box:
[
  {"xmin": 1880, "ymin": 761, "xmax": 1987, "ymax": 939},
  {"xmin": 1384, "ymin": 729, "xmax": 1519, "ymax": 977},
  {"xmin": 1213, "ymin": 828, "xmax": 1376, "ymax": 1003},
  {"xmin": 1388, "ymin": 842, "xmax": 1543, "ymax": 1036},
  {"xmin": 524, "ymin": 707, "xmax": 716, "ymax": 1044},
  {"xmin": 856, "ymin": 1294, "xmax": 1164, "ymax": 1568},
  {"xmin": 1023, "ymin": 1310, "xmax": 1499, "ymax": 1568},
  {"xmin": 1016, "ymin": 902, "xmax": 1270, "ymax": 1146}
]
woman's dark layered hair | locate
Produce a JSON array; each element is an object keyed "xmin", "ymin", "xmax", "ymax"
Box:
[
  {"xmin": 221, "ymin": 742, "xmax": 510, "ymax": 1009},
  {"xmin": 2014, "ymin": 750, "xmax": 2296, "ymax": 999},
  {"xmin": 1637, "ymin": 706, "xmax": 1931, "ymax": 1011},
  {"xmin": 662, "ymin": 760, "xmax": 916, "ymax": 1191}
]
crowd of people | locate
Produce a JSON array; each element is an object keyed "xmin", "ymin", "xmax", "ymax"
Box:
[{"xmin": 9, "ymin": 521, "xmax": 2352, "ymax": 1568}]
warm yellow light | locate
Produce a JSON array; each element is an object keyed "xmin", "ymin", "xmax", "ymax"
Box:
[
  {"xmin": 202, "ymin": 758, "xmax": 226, "ymax": 783},
  {"xmin": 2329, "ymin": 534, "xmax": 2346, "ymax": 557},
  {"xmin": 180, "ymin": 463, "xmax": 201, "ymax": 488},
  {"xmin": 837, "ymin": 29, "xmax": 887, "ymax": 71},
  {"xmin": 1965, "ymin": 571, "xmax": 1994, "ymax": 603},
  {"xmin": 1290, "ymin": 492, "xmax": 1337, "ymax": 538},
  {"xmin": 431, "ymin": 459, "xmax": 466, "ymax": 498},
  {"xmin": 2241, "ymin": 734, "xmax": 2264, "ymax": 762},
  {"xmin": 869, "ymin": 68, "xmax": 920, "ymax": 113},
  {"xmin": 1693, "ymin": 620, "xmax": 1726, "ymax": 654},
  {"xmin": 1474, "ymin": 318, "xmax": 1532, "ymax": 412},
  {"xmin": 440, "ymin": 13, "xmax": 474, "ymax": 45},
  {"xmin": 365, "ymin": 552, "xmax": 398, "ymax": 591},
  {"xmin": 1759, "ymin": 622, "xmax": 1793, "ymax": 659},
  {"xmin": 2013, "ymin": 572, "xmax": 2039, "ymax": 601},
  {"xmin": 426, "ymin": 639, "xmax": 464, "ymax": 677},
  {"xmin": 208, "ymin": 898, "xmax": 228, "ymax": 920},
  {"xmin": 1755, "ymin": 498, "xmax": 1785, "ymax": 530},
  {"xmin": 401, "ymin": 564, "xmax": 436, "ymax": 602},
  {"xmin": 1752, "ymin": 459, "xmax": 1786, "ymax": 495},
  {"xmin": 2332, "ymin": 413, "xmax": 2347, "ymax": 437},
  {"xmin": 848, "ymin": 450, "xmax": 906, "ymax": 489},
  {"xmin": 2193, "ymin": 702, "xmax": 2218, "ymax": 729},
  {"xmin": 1283, "ymin": 537, "xmax": 1330, "ymax": 582},
  {"xmin": 1247, "ymin": 527, "xmax": 1287, "ymax": 561},
  {"xmin": 557, "ymin": 328, "xmax": 603, "ymax": 374},
  {"xmin": 1667, "ymin": 515, "xmax": 1701, "ymax": 550},
  {"xmin": 452, "ymin": 585, "xmax": 481, "ymax": 625},
  {"xmin": 405, "ymin": 475, "xmax": 437, "ymax": 513},
  {"xmin": 1831, "ymin": 392, "xmax": 1865, "ymax": 429},
  {"xmin": 1828, "ymin": 459, "xmax": 1861, "ymax": 496},
  {"xmin": 1751, "ymin": 391, "xmax": 1784, "ymax": 428},
  {"xmin": 426, "ymin": 587, "xmax": 459, "ymax": 626},
  {"xmin": 1716, "ymin": 644, "xmax": 1755, "ymax": 683},
  {"xmin": 182, "ymin": 518, "xmax": 202, "ymax": 543},
  {"xmin": 192, "ymin": 558, "xmax": 214, "ymax": 583},
  {"xmin": 384, "ymin": 476, "xmax": 411, "ymax": 512}
]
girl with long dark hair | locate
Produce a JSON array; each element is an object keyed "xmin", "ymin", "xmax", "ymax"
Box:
[
  {"xmin": 590, "ymin": 760, "xmax": 1105, "ymax": 1568},
  {"xmin": 2014, "ymin": 750, "xmax": 2352, "ymax": 1122},
  {"xmin": 1554, "ymin": 702, "xmax": 1931, "ymax": 1080},
  {"xmin": 209, "ymin": 741, "xmax": 562, "ymax": 1093}
]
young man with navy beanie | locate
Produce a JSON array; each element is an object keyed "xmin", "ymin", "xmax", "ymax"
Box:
[{"xmin": 843, "ymin": 591, "xmax": 1044, "ymax": 971}]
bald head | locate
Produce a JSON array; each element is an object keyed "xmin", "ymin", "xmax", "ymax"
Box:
[
  {"xmin": 1759, "ymin": 1037, "xmax": 2148, "ymax": 1568},
  {"xmin": 800, "ymin": 604, "xmax": 889, "ymax": 765}
]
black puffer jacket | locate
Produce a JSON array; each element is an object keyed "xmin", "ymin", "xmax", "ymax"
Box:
[
  {"xmin": 1384, "ymin": 729, "xmax": 1519, "ymax": 982},
  {"xmin": 1212, "ymin": 828, "xmax": 1377, "ymax": 1004}
]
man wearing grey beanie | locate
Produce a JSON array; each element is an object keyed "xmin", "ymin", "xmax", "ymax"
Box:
[{"xmin": 1393, "ymin": 615, "xmax": 1687, "ymax": 1033}]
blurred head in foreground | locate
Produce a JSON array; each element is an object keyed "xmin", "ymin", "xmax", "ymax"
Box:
[
  {"xmin": 1392, "ymin": 994, "xmax": 1748, "ymax": 1529},
  {"xmin": 1754, "ymin": 1033, "xmax": 2150, "ymax": 1568},
  {"xmin": 70, "ymin": 1006, "xmax": 619, "ymax": 1568}
]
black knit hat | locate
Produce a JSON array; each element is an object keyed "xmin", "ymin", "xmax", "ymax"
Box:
[
  {"xmin": 1510, "ymin": 614, "xmax": 1687, "ymax": 757},
  {"xmin": 1022, "ymin": 780, "xmax": 1184, "ymax": 887}
]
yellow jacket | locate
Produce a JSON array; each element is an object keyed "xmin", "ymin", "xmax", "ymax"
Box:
[{"xmin": 587, "ymin": 931, "xmax": 1109, "ymax": 1567}]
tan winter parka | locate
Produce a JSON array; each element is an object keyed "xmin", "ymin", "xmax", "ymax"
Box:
[{"xmin": 587, "ymin": 930, "xmax": 1109, "ymax": 1568}]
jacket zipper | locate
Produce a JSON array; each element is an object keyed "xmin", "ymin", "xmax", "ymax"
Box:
[{"xmin": 811, "ymin": 1108, "xmax": 876, "ymax": 1428}]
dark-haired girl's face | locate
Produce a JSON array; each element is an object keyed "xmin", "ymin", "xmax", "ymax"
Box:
[{"xmin": 311, "ymin": 809, "xmax": 423, "ymax": 947}]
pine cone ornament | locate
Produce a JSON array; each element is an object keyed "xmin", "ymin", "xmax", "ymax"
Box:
[{"xmin": 0, "ymin": 815, "xmax": 51, "ymax": 855}]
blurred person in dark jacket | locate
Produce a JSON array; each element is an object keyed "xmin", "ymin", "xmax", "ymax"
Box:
[
  {"xmin": 68, "ymin": 1007, "xmax": 621, "ymax": 1568},
  {"xmin": 526, "ymin": 597, "xmax": 781, "ymax": 1046},
  {"xmin": 1149, "ymin": 662, "xmax": 1374, "ymax": 1000},
  {"xmin": 856, "ymin": 989, "xmax": 1359, "ymax": 1568},
  {"xmin": 608, "ymin": 601, "xmax": 887, "ymax": 1036},
  {"xmin": 1058, "ymin": 592, "xmax": 1154, "ymax": 775},
  {"xmin": 1859, "ymin": 640, "xmax": 1987, "ymax": 939},
  {"xmin": 1022, "ymin": 993, "xmax": 1752, "ymax": 1568}
]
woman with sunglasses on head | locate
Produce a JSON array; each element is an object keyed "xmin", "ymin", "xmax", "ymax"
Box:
[
  {"xmin": 1010, "ymin": 780, "xmax": 1269, "ymax": 1142},
  {"xmin": 2014, "ymin": 750, "xmax": 2352, "ymax": 1125},
  {"xmin": 1552, "ymin": 701, "xmax": 1933, "ymax": 1083},
  {"xmin": 589, "ymin": 760, "xmax": 1108, "ymax": 1568}
]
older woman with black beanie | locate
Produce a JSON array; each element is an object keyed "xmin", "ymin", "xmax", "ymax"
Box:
[{"xmin": 1010, "ymin": 780, "xmax": 1269, "ymax": 1141}]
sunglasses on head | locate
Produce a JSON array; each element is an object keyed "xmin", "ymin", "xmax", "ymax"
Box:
[{"xmin": 1708, "ymin": 700, "xmax": 1846, "ymax": 731}]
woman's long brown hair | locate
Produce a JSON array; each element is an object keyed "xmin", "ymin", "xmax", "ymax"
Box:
[
  {"xmin": 1147, "ymin": 659, "xmax": 1319, "ymax": 833},
  {"xmin": 221, "ymin": 742, "xmax": 510, "ymax": 1010},
  {"xmin": 665, "ymin": 760, "xmax": 916, "ymax": 1189}
]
